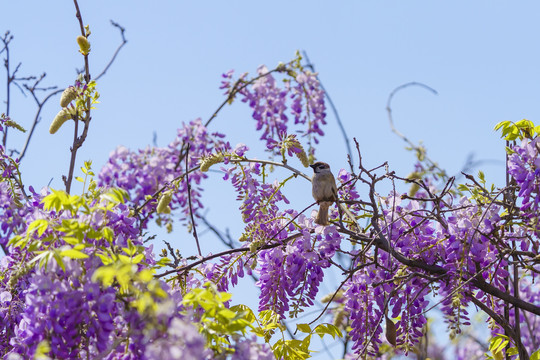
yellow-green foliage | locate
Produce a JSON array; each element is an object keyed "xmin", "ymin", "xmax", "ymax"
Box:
[{"xmin": 494, "ymin": 119, "xmax": 540, "ymax": 141}]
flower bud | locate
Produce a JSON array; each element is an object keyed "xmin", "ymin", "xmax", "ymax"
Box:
[
  {"xmin": 77, "ymin": 35, "xmax": 91, "ymax": 55},
  {"xmin": 60, "ymin": 87, "xmax": 77, "ymax": 107},
  {"xmin": 49, "ymin": 109, "xmax": 71, "ymax": 134}
]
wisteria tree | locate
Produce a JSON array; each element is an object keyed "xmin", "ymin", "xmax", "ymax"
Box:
[{"xmin": 1, "ymin": 3, "xmax": 540, "ymax": 360}]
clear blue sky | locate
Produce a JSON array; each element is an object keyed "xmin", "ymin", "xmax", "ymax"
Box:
[
  {"xmin": 3, "ymin": 1, "xmax": 539, "ymax": 189},
  {"xmin": 2, "ymin": 1, "xmax": 539, "ymax": 358}
]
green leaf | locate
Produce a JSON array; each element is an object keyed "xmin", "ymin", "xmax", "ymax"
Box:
[
  {"xmin": 118, "ymin": 254, "xmax": 133, "ymax": 264},
  {"xmin": 53, "ymin": 251, "xmax": 66, "ymax": 272},
  {"xmin": 218, "ymin": 308, "xmax": 236, "ymax": 320},
  {"xmin": 506, "ymin": 347, "xmax": 518, "ymax": 356},
  {"xmin": 489, "ymin": 336, "xmax": 503, "ymax": 351},
  {"xmin": 29, "ymin": 251, "xmax": 52, "ymax": 266},
  {"xmin": 27, "ymin": 219, "xmax": 49, "ymax": 238},
  {"xmin": 531, "ymin": 349, "xmax": 540, "ymax": 360},
  {"xmin": 457, "ymin": 184, "xmax": 469, "ymax": 193},
  {"xmin": 296, "ymin": 323, "xmax": 311, "ymax": 334},
  {"xmin": 102, "ymin": 188, "xmax": 129, "ymax": 204},
  {"xmin": 154, "ymin": 257, "xmax": 171, "ymax": 268},
  {"xmin": 60, "ymin": 248, "xmax": 89, "ymax": 259},
  {"xmin": 132, "ymin": 253, "xmax": 145, "ymax": 264},
  {"xmin": 92, "ymin": 266, "xmax": 116, "ymax": 286},
  {"xmin": 493, "ymin": 120, "xmax": 510, "ymax": 132},
  {"xmin": 96, "ymin": 252, "xmax": 113, "ymax": 265},
  {"xmin": 230, "ymin": 304, "xmax": 256, "ymax": 323},
  {"xmin": 122, "ymin": 246, "xmax": 136, "ymax": 256},
  {"xmin": 217, "ymin": 292, "xmax": 232, "ymax": 303},
  {"xmin": 102, "ymin": 227, "xmax": 114, "ymax": 243},
  {"xmin": 42, "ymin": 188, "xmax": 69, "ymax": 212},
  {"xmin": 478, "ymin": 170, "xmax": 485, "ymax": 183},
  {"xmin": 314, "ymin": 323, "xmax": 342, "ymax": 339},
  {"xmin": 63, "ymin": 236, "xmax": 81, "ymax": 245}
]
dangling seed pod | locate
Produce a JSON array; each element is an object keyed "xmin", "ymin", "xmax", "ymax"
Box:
[
  {"xmin": 296, "ymin": 147, "xmax": 309, "ymax": 168},
  {"xmin": 199, "ymin": 153, "xmax": 225, "ymax": 172},
  {"xmin": 49, "ymin": 108, "xmax": 71, "ymax": 134},
  {"xmin": 385, "ymin": 315, "xmax": 397, "ymax": 347},
  {"xmin": 156, "ymin": 191, "xmax": 173, "ymax": 214},
  {"xmin": 60, "ymin": 86, "xmax": 78, "ymax": 107}
]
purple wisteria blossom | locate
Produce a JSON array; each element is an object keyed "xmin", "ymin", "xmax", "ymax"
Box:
[
  {"xmin": 256, "ymin": 224, "xmax": 341, "ymax": 319},
  {"xmin": 221, "ymin": 59, "xmax": 327, "ymax": 158},
  {"xmin": 508, "ymin": 137, "xmax": 540, "ymax": 243},
  {"xmin": 231, "ymin": 336, "xmax": 275, "ymax": 360},
  {"xmin": 98, "ymin": 118, "xmax": 230, "ymax": 229}
]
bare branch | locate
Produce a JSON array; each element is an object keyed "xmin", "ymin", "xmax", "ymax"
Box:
[
  {"xmin": 94, "ymin": 20, "xmax": 127, "ymax": 81},
  {"xmin": 185, "ymin": 144, "xmax": 202, "ymax": 256},
  {"xmin": 302, "ymin": 50, "xmax": 354, "ymax": 172}
]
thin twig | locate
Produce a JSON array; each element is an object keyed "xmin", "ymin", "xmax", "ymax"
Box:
[
  {"xmin": 204, "ymin": 67, "xmax": 287, "ymax": 128},
  {"xmin": 156, "ymin": 232, "xmax": 303, "ymax": 279},
  {"xmin": 308, "ymin": 272, "xmax": 353, "ymax": 326},
  {"xmin": 201, "ymin": 215, "xmax": 235, "ymax": 248},
  {"xmin": 386, "ymin": 82, "xmax": 442, "ymax": 174},
  {"xmin": 19, "ymin": 88, "xmax": 63, "ymax": 161},
  {"xmin": 95, "ymin": 20, "xmax": 127, "ymax": 81},
  {"xmin": 229, "ymin": 158, "xmax": 311, "ymax": 182},
  {"xmin": 185, "ymin": 144, "xmax": 202, "ymax": 256},
  {"xmin": 302, "ymin": 50, "xmax": 354, "ymax": 172},
  {"xmin": 2, "ymin": 31, "xmax": 14, "ymax": 147}
]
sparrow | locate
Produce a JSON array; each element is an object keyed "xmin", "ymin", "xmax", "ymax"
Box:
[{"xmin": 310, "ymin": 162, "xmax": 338, "ymax": 225}]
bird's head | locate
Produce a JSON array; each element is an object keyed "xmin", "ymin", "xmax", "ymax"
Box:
[{"xmin": 310, "ymin": 162, "xmax": 331, "ymax": 174}]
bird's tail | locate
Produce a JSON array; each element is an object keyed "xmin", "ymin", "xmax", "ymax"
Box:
[{"xmin": 316, "ymin": 201, "xmax": 331, "ymax": 225}]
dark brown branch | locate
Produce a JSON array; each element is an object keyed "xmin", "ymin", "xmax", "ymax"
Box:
[
  {"xmin": 65, "ymin": 0, "xmax": 92, "ymax": 194},
  {"xmin": 469, "ymin": 295, "xmax": 529, "ymax": 360},
  {"xmin": 367, "ymin": 227, "xmax": 540, "ymax": 316},
  {"xmin": 156, "ymin": 230, "xmax": 304, "ymax": 280},
  {"xmin": 512, "ymin": 252, "xmax": 527, "ymax": 360}
]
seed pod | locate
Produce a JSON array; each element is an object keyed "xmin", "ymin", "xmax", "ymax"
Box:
[
  {"xmin": 156, "ymin": 191, "xmax": 173, "ymax": 214},
  {"xmin": 60, "ymin": 87, "xmax": 77, "ymax": 107},
  {"xmin": 296, "ymin": 148, "xmax": 309, "ymax": 168},
  {"xmin": 76, "ymin": 35, "xmax": 91, "ymax": 55},
  {"xmin": 200, "ymin": 153, "xmax": 224, "ymax": 172},
  {"xmin": 385, "ymin": 315, "xmax": 397, "ymax": 347},
  {"xmin": 49, "ymin": 109, "xmax": 71, "ymax": 134}
]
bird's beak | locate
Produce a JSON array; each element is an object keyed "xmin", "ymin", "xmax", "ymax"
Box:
[{"xmin": 309, "ymin": 164, "xmax": 316, "ymax": 170}]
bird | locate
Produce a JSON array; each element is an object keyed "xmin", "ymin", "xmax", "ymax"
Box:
[{"xmin": 310, "ymin": 161, "xmax": 338, "ymax": 225}]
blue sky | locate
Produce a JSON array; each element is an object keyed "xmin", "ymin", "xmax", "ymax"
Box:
[
  {"xmin": 2, "ymin": 1, "xmax": 539, "ymax": 357},
  {"xmin": 3, "ymin": 2, "xmax": 539, "ymax": 189}
]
